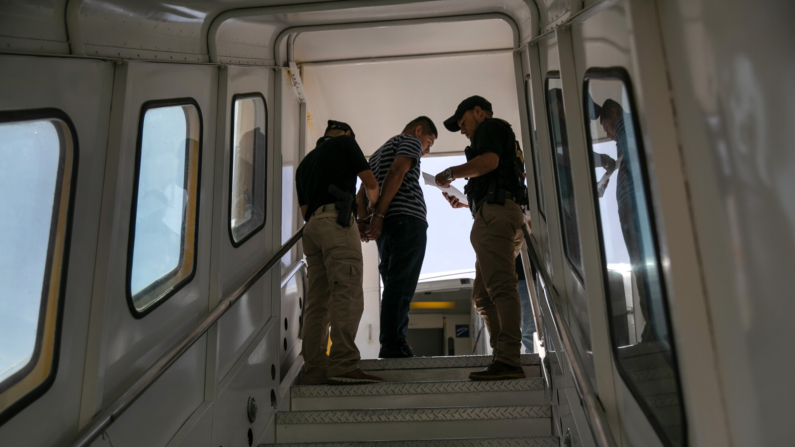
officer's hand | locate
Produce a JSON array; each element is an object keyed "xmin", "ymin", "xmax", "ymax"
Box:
[
  {"xmin": 357, "ymin": 220, "xmax": 371, "ymax": 242},
  {"xmin": 435, "ymin": 172, "xmax": 452, "ymax": 188},
  {"xmin": 443, "ymin": 192, "xmax": 469, "ymax": 209},
  {"xmin": 601, "ymin": 153, "xmax": 616, "ymax": 172},
  {"xmin": 366, "ymin": 216, "xmax": 383, "ymax": 240}
]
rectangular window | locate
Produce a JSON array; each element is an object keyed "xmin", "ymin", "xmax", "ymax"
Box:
[
  {"xmin": 524, "ymin": 79, "xmax": 545, "ymax": 218},
  {"xmin": 0, "ymin": 110, "xmax": 75, "ymax": 423},
  {"xmin": 128, "ymin": 100, "xmax": 201, "ymax": 316},
  {"xmin": 545, "ymin": 74, "xmax": 583, "ymax": 278},
  {"xmin": 229, "ymin": 94, "xmax": 267, "ymax": 245},
  {"xmin": 585, "ymin": 69, "xmax": 686, "ymax": 447}
]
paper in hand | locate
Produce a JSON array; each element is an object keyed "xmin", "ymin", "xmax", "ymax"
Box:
[{"xmin": 422, "ymin": 172, "xmax": 468, "ymax": 205}]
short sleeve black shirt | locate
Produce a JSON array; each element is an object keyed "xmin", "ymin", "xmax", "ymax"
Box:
[
  {"xmin": 465, "ymin": 118, "xmax": 518, "ymax": 201},
  {"xmin": 296, "ymin": 135, "xmax": 370, "ymax": 221}
]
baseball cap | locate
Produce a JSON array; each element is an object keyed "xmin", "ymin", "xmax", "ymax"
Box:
[
  {"xmin": 443, "ymin": 96, "xmax": 493, "ymax": 132},
  {"xmin": 587, "ymin": 94, "xmax": 602, "ymax": 120},
  {"xmin": 326, "ymin": 120, "xmax": 355, "ymax": 138}
]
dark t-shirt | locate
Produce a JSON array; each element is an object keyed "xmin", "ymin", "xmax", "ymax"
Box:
[
  {"xmin": 465, "ymin": 118, "xmax": 519, "ymax": 202},
  {"xmin": 296, "ymin": 136, "xmax": 370, "ymax": 221}
]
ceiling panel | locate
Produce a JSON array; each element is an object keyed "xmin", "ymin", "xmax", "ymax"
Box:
[
  {"xmin": 294, "ymin": 19, "xmax": 514, "ymax": 63},
  {"xmin": 301, "ymin": 51, "xmax": 522, "ymax": 158}
]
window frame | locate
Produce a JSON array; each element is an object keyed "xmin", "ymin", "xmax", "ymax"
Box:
[
  {"xmin": 583, "ymin": 66, "xmax": 688, "ymax": 447},
  {"xmin": 228, "ymin": 92, "xmax": 268, "ymax": 247},
  {"xmin": 523, "ymin": 78, "xmax": 546, "ymax": 220},
  {"xmin": 544, "ymin": 71, "xmax": 585, "ymax": 283},
  {"xmin": 125, "ymin": 97, "xmax": 203, "ymax": 319},
  {"xmin": 0, "ymin": 108, "xmax": 78, "ymax": 426}
]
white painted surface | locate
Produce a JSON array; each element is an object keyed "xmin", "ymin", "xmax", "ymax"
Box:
[
  {"xmin": 301, "ymin": 51, "xmax": 523, "ymax": 158},
  {"xmin": 0, "ymin": 55, "xmax": 114, "ymax": 447}
]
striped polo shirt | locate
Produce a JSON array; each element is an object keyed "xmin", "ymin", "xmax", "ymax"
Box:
[{"xmin": 369, "ymin": 134, "xmax": 427, "ymax": 221}]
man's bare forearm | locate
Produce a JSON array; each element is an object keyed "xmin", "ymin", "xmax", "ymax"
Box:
[
  {"xmin": 356, "ymin": 185, "xmax": 369, "ymax": 220},
  {"xmin": 450, "ymin": 153, "xmax": 499, "ymax": 179},
  {"xmin": 375, "ymin": 169, "xmax": 406, "ymax": 215}
]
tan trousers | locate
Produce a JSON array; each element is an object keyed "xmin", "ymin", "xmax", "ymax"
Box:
[
  {"xmin": 301, "ymin": 205, "xmax": 365, "ymax": 380},
  {"xmin": 470, "ymin": 200, "xmax": 525, "ymax": 367}
]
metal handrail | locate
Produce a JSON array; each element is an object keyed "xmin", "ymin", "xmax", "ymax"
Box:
[
  {"xmin": 69, "ymin": 227, "xmax": 304, "ymax": 447},
  {"xmin": 522, "ymin": 224, "xmax": 617, "ymax": 447},
  {"xmin": 280, "ymin": 258, "xmax": 307, "ymax": 288}
]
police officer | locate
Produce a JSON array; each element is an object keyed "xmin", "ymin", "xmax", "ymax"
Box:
[
  {"xmin": 296, "ymin": 120, "xmax": 383, "ymax": 385},
  {"xmin": 435, "ymin": 96, "xmax": 528, "ymax": 380}
]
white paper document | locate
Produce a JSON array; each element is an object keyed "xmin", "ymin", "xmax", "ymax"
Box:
[{"xmin": 422, "ymin": 171, "xmax": 468, "ymax": 205}]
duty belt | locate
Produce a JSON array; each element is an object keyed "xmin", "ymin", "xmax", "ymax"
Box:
[
  {"xmin": 311, "ymin": 203, "xmax": 356, "ymax": 225},
  {"xmin": 470, "ymin": 191, "xmax": 516, "ymax": 215},
  {"xmin": 311, "ymin": 203, "xmax": 339, "ymax": 219}
]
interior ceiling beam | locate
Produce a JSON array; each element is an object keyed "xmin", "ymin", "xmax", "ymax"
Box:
[
  {"xmin": 297, "ymin": 48, "xmax": 514, "ymax": 68},
  {"xmin": 271, "ymin": 13, "xmax": 520, "ymax": 66}
]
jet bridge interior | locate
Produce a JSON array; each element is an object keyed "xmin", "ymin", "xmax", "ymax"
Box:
[{"xmin": 0, "ymin": 1, "xmax": 793, "ymax": 447}]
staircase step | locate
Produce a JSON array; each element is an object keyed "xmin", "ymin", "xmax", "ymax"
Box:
[
  {"xmin": 275, "ymin": 406, "xmax": 552, "ymax": 443},
  {"xmin": 354, "ymin": 354, "xmax": 541, "ymax": 383},
  {"xmin": 358, "ymin": 354, "xmax": 539, "ymax": 371},
  {"xmin": 291, "ymin": 377, "xmax": 548, "ymax": 410},
  {"xmin": 262, "ymin": 436, "xmax": 560, "ymax": 446}
]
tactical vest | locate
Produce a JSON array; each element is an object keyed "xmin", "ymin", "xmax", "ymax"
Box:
[{"xmin": 463, "ymin": 119, "xmax": 529, "ymax": 210}]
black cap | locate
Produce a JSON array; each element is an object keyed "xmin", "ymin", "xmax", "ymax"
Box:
[
  {"xmin": 443, "ymin": 96, "xmax": 493, "ymax": 132},
  {"xmin": 326, "ymin": 120, "xmax": 355, "ymax": 138},
  {"xmin": 587, "ymin": 94, "xmax": 602, "ymax": 120}
]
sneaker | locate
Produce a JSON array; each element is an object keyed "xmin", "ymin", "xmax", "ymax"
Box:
[
  {"xmin": 328, "ymin": 368, "xmax": 384, "ymax": 384},
  {"xmin": 399, "ymin": 339, "xmax": 415, "ymax": 357},
  {"xmin": 469, "ymin": 361, "xmax": 526, "ymax": 381}
]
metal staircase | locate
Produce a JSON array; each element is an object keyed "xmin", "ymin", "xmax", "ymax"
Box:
[{"xmin": 268, "ymin": 354, "xmax": 559, "ymax": 446}]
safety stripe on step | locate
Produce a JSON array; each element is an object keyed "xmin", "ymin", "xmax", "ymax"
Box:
[
  {"xmin": 292, "ymin": 377, "xmax": 546, "ymax": 398},
  {"xmin": 277, "ymin": 406, "xmax": 551, "ymax": 424},
  {"xmin": 266, "ymin": 436, "xmax": 560, "ymax": 446},
  {"xmin": 357, "ymin": 354, "xmax": 540, "ymax": 371}
]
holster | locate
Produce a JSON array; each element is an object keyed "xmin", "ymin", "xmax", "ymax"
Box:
[{"xmin": 327, "ymin": 185, "xmax": 354, "ymax": 227}]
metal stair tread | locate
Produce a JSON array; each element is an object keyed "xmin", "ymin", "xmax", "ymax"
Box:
[
  {"xmin": 617, "ymin": 341, "xmax": 670, "ymax": 358},
  {"xmin": 292, "ymin": 377, "xmax": 546, "ymax": 398},
  {"xmin": 627, "ymin": 366, "xmax": 675, "ymax": 382},
  {"xmin": 261, "ymin": 436, "xmax": 560, "ymax": 446},
  {"xmin": 277, "ymin": 405, "xmax": 552, "ymax": 424},
  {"xmin": 357, "ymin": 354, "xmax": 539, "ymax": 371}
]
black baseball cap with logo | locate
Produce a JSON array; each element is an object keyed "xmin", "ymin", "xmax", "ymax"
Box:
[
  {"xmin": 326, "ymin": 120, "xmax": 355, "ymax": 138},
  {"xmin": 443, "ymin": 96, "xmax": 493, "ymax": 132}
]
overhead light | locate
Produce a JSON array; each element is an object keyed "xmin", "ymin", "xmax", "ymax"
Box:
[{"xmin": 410, "ymin": 302, "xmax": 456, "ymax": 309}]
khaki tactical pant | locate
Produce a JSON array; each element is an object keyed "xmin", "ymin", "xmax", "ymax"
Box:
[
  {"xmin": 301, "ymin": 205, "xmax": 365, "ymax": 380},
  {"xmin": 470, "ymin": 200, "xmax": 525, "ymax": 367}
]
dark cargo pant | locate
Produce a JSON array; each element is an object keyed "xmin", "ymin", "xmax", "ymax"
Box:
[{"xmin": 470, "ymin": 200, "xmax": 525, "ymax": 367}]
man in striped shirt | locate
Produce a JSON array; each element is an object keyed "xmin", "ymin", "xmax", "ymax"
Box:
[{"xmin": 356, "ymin": 116, "xmax": 437, "ymax": 358}]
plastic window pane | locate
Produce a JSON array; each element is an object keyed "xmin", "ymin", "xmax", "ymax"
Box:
[
  {"xmin": 128, "ymin": 102, "xmax": 201, "ymax": 315},
  {"xmin": 524, "ymin": 79, "xmax": 545, "ymax": 218},
  {"xmin": 0, "ymin": 113, "xmax": 74, "ymax": 422},
  {"xmin": 230, "ymin": 94, "xmax": 267, "ymax": 245},
  {"xmin": 545, "ymin": 76, "xmax": 583, "ymax": 278},
  {"xmin": 585, "ymin": 74, "xmax": 686, "ymax": 447}
]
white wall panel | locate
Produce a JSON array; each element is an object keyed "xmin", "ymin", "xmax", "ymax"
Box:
[{"xmin": 0, "ymin": 54, "xmax": 114, "ymax": 447}]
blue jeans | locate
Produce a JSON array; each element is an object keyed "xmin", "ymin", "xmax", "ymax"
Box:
[
  {"xmin": 376, "ymin": 215, "xmax": 427, "ymax": 355},
  {"xmin": 518, "ymin": 279, "xmax": 535, "ymax": 353}
]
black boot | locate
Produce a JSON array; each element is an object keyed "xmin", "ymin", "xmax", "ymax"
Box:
[
  {"xmin": 400, "ymin": 339, "xmax": 415, "ymax": 357},
  {"xmin": 469, "ymin": 360, "xmax": 525, "ymax": 381}
]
